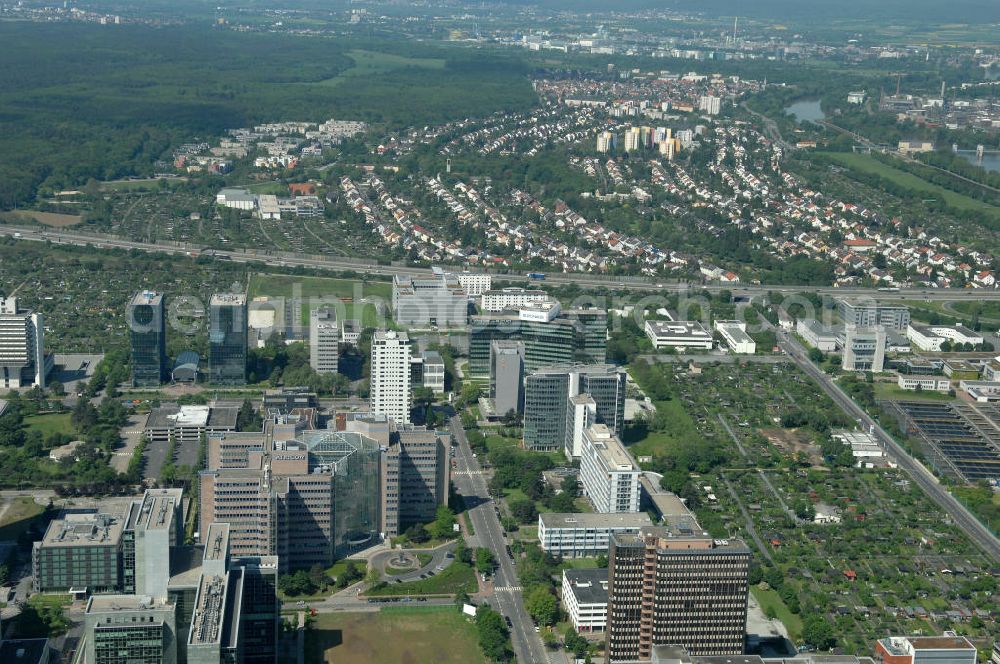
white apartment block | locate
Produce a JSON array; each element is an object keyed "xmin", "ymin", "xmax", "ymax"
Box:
[
  {"xmin": 713, "ymin": 320, "xmax": 756, "ymax": 354},
  {"xmin": 540, "ymin": 512, "xmax": 651, "ymax": 558},
  {"xmin": 455, "ymin": 272, "xmax": 492, "ymax": 297},
  {"xmin": 644, "ymin": 320, "xmax": 713, "ymax": 350},
  {"xmin": 480, "ymin": 288, "xmax": 551, "ymax": 313},
  {"xmin": 699, "ymin": 95, "xmax": 722, "ymax": 115},
  {"xmin": 371, "ymin": 330, "xmax": 412, "ymax": 424},
  {"xmin": 309, "ymin": 307, "xmax": 340, "ymax": 375},
  {"xmin": 579, "ymin": 424, "xmax": 641, "ymax": 513}
]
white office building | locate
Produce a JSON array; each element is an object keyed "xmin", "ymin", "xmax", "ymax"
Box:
[
  {"xmin": 566, "ymin": 395, "xmax": 597, "ymax": 460},
  {"xmin": 644, "ymin": 320, "xmax": 713, "ymax": 351},
  {"xmin": 421, "ymin": 350, "xmax": 446, "ymax": 395},
  {"xmin": 480, "ymin": 288, "xmax": 551, "ymax": 313},
  {"xmin": 370, "ymin": 330, "xmax": 412, "ymax": 424},
  {"xmin": 0, "ymin": 297, "xmax": 48, "ymax": 389},
  {"xmin": 392, "ymin": 271, "xmax": 468, "ymax": 327},
  {"xmin": 842, "ymin": 325, "xmax": 886, "ymax": 372},
  {"xmin": 797, "ymin": 319, "xmax": 841, "ymax": 352},
  {"xmin": 309, "ymin": 307, "xmax": 340, "ymax": 375},
  {"xmin": 540, "ymin": 512, "xmax": 652, "ymax": 558},
  {"xmin": 579, "ymin": 424, "xmax": 641, "ymax": 513},
  {"xmin": 562, "ymin": 568, "xmax": 611, "ymax": 633},
  {"xmin": 897, "ymin": 375, "xmax": 950, "ymax": 393},
  {"xmin": 906, "ymin": 324, "xmax": 984, "ymax": 352},
  {"xmin": 713, "ymin": 320, "xmax": 756, "ymax": 354}
]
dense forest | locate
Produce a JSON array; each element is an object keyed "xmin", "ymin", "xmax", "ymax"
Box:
[{"xmin": 0, "ymin": 23, "xmax": 536, "ymax": 208}]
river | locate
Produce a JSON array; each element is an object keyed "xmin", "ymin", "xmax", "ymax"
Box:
[{"xmin": 956, "ymin": 152, "xmax": 1000, "ymax": 174}]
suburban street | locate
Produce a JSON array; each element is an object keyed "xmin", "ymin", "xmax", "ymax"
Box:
[
  {"xmin": 775, "ymin": 329, "xmax": 1000, "ymax": 563},
  {"xmin": 1, "ymin": 224, "xmax": 998, "ymax": 301},
  {"xmin": 450, "ymin": 415, "xmax": 554, "ymax": 664}
]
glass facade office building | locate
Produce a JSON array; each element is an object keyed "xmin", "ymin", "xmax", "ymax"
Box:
[
  {"xmin": 129, "ymin": 291, "xmax": 166, "ymax": 387},
  {"xmin": 208, "ymin": 294, "xmax": 247, "ymax": 386},
  {"xmin": 468, "ymin": 309, "xmax": 607, "ymax": 376}
]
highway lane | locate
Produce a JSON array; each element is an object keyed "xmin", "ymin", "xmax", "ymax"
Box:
[
  {"xmin": 2, "ymin": 224, "xmax": 999, "ymax": 301},
  {"xmin": 774, "ymin": 329, "xmax": 1000, "ymax": 563},
  {"xmin": 450, "ymin": 415, "xmax": 553, "ymax": 664}
]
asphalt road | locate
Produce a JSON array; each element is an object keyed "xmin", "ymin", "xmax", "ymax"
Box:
[
  {"xmin": 1, "ymin": 224, "xmax": 998, "ymax": 301},
  {"xmin": 775, "ymin": 328, "xmax": 1000, "ymax": 563},
  {"xmin": 450, "ymin": 415, "xmax": 553, "ymax": 664}
]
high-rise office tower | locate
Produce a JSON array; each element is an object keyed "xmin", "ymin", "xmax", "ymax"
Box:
[
  {"xmin": 607, "ymin": 520, "xmax": 750, "ymax": 662},
  {"xmin": 309, "ymin": 307, "xmax": 340, "ymax": 375},
  {"xmin": 490, "ymin": 340, "xmax": 525, "ymax": 417},
  {"xmin": 0, "ymin": 297, "xmax": 48, "ymax": 389},
  {"xmin": 127, "ymin": 291, "xmax": 167, "ymax": 388},
  {"xmin": 209, "ymin": 293, "xmax": 248, "ymax": 385},
  {"xmin": 522, "ymin": 364, "xmax": 625, "ymax": 453},
  {"xmin": 370, "ymin": 330, "xmax": 412, "ymax": 425}
]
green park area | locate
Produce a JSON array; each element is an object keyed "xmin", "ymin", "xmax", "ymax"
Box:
[
  {"xmin": 305, "ymin": 606, "xmax": 484, "ymax": 664},
  {"xmin": 365, "ymin": 561, "xmax": 477, "ymax": 597},
  {"xmin": 752, "ymin": 586, "xmax": 803, "ymax": 642}
]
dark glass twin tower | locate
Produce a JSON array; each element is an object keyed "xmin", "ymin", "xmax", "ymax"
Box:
[{"xmin": 129, "ymin": 291, "xmax": 247, "ymax": 387}]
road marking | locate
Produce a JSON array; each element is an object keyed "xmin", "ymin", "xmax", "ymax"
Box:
[
  {"xmin": 493, "ymin": 586, "xmax": 523, "ymax": 592},
  {"xmin": 452, "ymin": 470, "xmax": 488, "ymax": 476}
]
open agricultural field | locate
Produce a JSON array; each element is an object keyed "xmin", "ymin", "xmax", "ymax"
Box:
[
  {"xmin": 0, "ymin": 210, "xmax": 81, "ymax": 227},
  {"xmin": 305, "ymin": 607, "xmax": 484, "ymax": 664}
]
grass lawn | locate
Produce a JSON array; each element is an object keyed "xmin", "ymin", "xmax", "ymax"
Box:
[
  {"xmin": 28, "ymin": 593, "xmax": 72, "ymax": 609},
  {"xmin": 514, "ymin": 525, "xmax": 538, "ymax": 542},
  {"xmin": 623, "ymin": 398, "xmax": 701, "ymax": 459},
  {"xmin": 324, "ymin": 559, "xmax": 367, "ymax": 580},
  {"xmin": 560, "ymin": 557, "xmax": 603, "ymax": 570},
  {"xmin": 818, "ymin": 152, "xmax": 1000, "ymax": 216},
  {"xmin": 249, "ymin": 273, "xmax": 391, "ymax": 300},
  {"xmin": 246, "ymin": 182, "xmax": 291, "ymax": 195},
  {"xmin": 365, "ymin": 561, "xmax": 477, "ymax": 597},
  {"xmin": 249, "ymin": 273, "xmax": 390, "ymax": 328},
  {"xmin": 23, "ymin": 413, "xmax": 75, "ymax": 437},
  {"xmin": 751, "ymin": 586, "xmax": 803, "ymax": 642},
  {"xmin": 0, "ymin": 496, "xmax": 46, "ymax": 541},
  {"xmin": 305, "ymin": 606, "xmax": 484, "ymax": 664},
  {"xmin": 315, "ymin": 49, "xmax": 446, "ymax": 88},
  {"xmin": 873, "ymin": 382, "xmax": 954, "ymax": 401}
]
